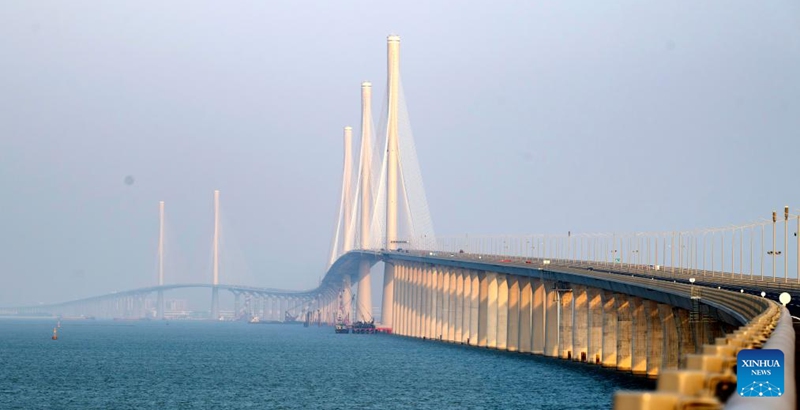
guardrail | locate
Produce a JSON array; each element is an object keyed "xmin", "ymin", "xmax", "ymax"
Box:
[{"xmin": 614, "ymin": 305, "xmax": 791, "ymax": 409}]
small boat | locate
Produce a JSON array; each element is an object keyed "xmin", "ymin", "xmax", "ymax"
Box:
[
  {"xmin": 334, "ymin": 323, "xmax": 350, "ymax": 334},
  {"xmin": 51, "ymin": 327, "xmax": 58, "ymax": 340}
]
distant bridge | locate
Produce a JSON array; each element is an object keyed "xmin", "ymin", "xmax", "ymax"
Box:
[{"xmin": 1, "ymin": 283, "xmax": 318, "ymax": 320}]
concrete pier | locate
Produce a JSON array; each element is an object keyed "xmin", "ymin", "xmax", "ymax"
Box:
[{"xmin": 384, "ymin": 259, "xmax": 734, "ymax": 382}]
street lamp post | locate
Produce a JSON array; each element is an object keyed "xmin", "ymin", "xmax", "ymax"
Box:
[
  {"xmin": 784, "ymin": 206, "xmax": 789, "ymax": 283},
  {"xmin": 702, "ymin": 230, "xmax": 707, "ymax": 276},
  {"xmin": 761, "ymin": 223, "xmax": 765, "ymax": 280},
  {"xmin": 669, "ymin": 243, "xmax": 675, "ymax": 279},
  {"xmin": 678, "ymin": 233, "xmax": 683, "ymax": 275},
  {"xmin": 773, "ymin": 211, "xmax": 777, "ymax": 282},
  {"xmin": 750, "ymin": 225, "xmax": 754, "ymax": 279},
  {"xmin": 711, "ymin": 231, "xmax": 715, "ymax": 277},
  {"xmin": 721, "ymin": 229, "xmax": 725, "ymax": 278}
]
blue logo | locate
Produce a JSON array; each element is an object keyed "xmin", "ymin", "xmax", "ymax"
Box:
[{"xmin": 737, "ymin": 349, "xmax": 784, "ymax": 397}]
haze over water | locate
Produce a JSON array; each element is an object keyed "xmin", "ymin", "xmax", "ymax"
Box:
[{"xmin": 0, "ymin": 319, "xmax": 652, "ymax": 409}]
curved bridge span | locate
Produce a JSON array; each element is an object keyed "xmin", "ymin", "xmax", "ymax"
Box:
[{"xmin": 319, "ymin": 250, "xmax": 795, "ymax": 410}]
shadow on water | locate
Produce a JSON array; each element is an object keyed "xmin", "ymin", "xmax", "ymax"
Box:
[{"xmin": 397, "ymin": 334, "xmax": 656, "ymax": 391}]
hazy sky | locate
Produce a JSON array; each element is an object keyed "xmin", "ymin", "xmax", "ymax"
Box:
[{"xmin": 1, "ymin": 2, "xmax": 799, "ymax": 305}]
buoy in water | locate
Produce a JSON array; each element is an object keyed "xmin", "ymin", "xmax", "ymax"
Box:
[{"xmin": 52, "ymin": 327, "xmax": 58, "ymax": 340}]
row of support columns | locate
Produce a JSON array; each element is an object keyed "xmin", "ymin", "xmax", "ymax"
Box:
[
  {"xmin": 388, "ymin": 262, "xmax": 730, "ymax": 377},
  {"xmin": 236, "ymin": 294, "xmax": 305, "ymax": 322},
  {"xmin": 26, "ymin": 292, "xmax": 316, "ymax": 321}
]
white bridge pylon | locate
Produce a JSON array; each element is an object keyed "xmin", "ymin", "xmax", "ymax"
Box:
[{"xmin": 328, "ymin": 35, "xmax": 436, "ymax": 324}]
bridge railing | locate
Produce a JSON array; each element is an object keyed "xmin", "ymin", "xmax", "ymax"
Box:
[{"xmin": 431, "ymin": 220, "xmax": 800, "ymax": 285}]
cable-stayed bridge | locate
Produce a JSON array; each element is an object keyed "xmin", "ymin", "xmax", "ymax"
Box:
[{"xmin": 3, "ymin": 35, "xmax": 797, "ymax": 410}]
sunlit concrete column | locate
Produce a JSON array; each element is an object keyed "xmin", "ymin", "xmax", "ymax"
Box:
[
  {"xmin": 558, "ymin": 288, "xmax": 573, "ymax": 359},
  {"xmin": 404, "ymin": 264, "xmax": 413, "ymax": 336},
  {"xmin": 658, "ymin": 303, "xmax": 680, "ymax": 369},
  {"xmin": 404, "ymin": 264, "xmax": 411, "ymax": 335},
  {"xmin": 398, "ymin": 264, "xmax": 406, "ymax": 335},
  {"xmin": 518, "ymin": 277, "xmax": 532, "ymax": 353},
  {"xmin": 507, "ymin": 276, "xmax": 520, "ymax": 352},
  {"xmin": 601, "ymin": 291, "xmax": 617, "ymax": 368},
  {"xmin": 320, "ymin": 297, "xmax": 326, "ymax": 325},
  {"xmin": 393, "ymin": 264, "xmax": 403, "ymax": 335},
  {"xmin": 404, "ymin": 264, "xmax": 412, "ymax": 336},
  {"xmin": 401, "ymin": 264, "xmax": 410, "ymax": 336},
  {"xmin": 460, "ymin": 269, "xmax": 471, "ymax": 344},
  {"xmin": 496, "ymin": 273, "xmax": 509, "ymax": 350},
  {"xmin": 411, "ymin": 264, "xmax": 420, "ymax": 337},
  {"xmin": 418, "ymin": 266, "xmax": 426, "ymax": 337},
  {"xmin": 343, "ymin": 275, "xmax": 352, "ymax": 323},
  {"xmin": 448, "ymin": 268, "xmax": 457, "ymax": 342},
  {"xmin": 486, "ymin": 272, "xmax": 499, "ymax": 348},
  {"xmin": 535, "ymin": 278, "xmax": 549, "ymax": 355},
  {"xmin": 454, "ymin": 269, "xmax": 464, "ymax": 343},
  {"xmin": 382, "ymin": 263, "xmax": 395, "ymax": 328},
  {"xmin": 424, "ymin": 265, "xmax": 436, "ymax": 339},
  {"xmin": 438, "ymin": 267, "xmax": 448, "ymax": 340},
  {"xmin": 422, "ymin": 265, "xmax": 431, "ymax": 338},
  {"xmin": 572, "ymin": 285, "xmax": 588, "ymax": 362},
  {"xmin": 356, "ymin": 260, "xmax": 372, "ymax": 322},
  {"xmin": 416, "ymin": 265, "xmax": 424, "ymax": 338},
  {"xmin": 430, "ymin": 267, "xmax": 440, "ymax": 339},
  {"xmin": 544, "ymin": 282, "xmax": 561, "ymax": 357},
  {"xmin": 469, "ymin": 270, "xmax": 480, "ymax": 345},
  {"xmin": 435, "ymin": 267, "xmax": 444, "ymax": 339},
  {"xmin": 616, "ymin": 293, "xmax": 632, "ymax": 371},
  {"xmin": 323, "ymin": 296, "xmax": 330, "ymax": 325},
  {"xmin": 477, "ymin": 271, "xmax": 490, "ymax": 347},
  {"xmin": 588, "ymin": 288, "xmax": 603, "ymax": 365},
  {"xmin": 675, "ymin": 308, "xmax": 695, "ymax": 367},
  {"xmin": 631, "ymin": 297, "xmax": 647, "ymax": 376},
  {"xmin": 646, "ymin": 300, "xmax": 663, "ymax": 377},
  {"xmin": 391, "ymin": 265, "xmax": 400, "ymax": 333},
  {"xmin": 428, "ymin": 265, "xmax": 436, "ymax": 338}
]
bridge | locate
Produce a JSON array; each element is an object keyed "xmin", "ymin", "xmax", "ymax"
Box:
[{"xmin": 3, "ymin": 35, "xmax": 797, "ymax": 410}]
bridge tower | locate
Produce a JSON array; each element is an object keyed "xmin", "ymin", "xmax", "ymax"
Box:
[
  {"xmin": 356, "ymin": 81, "xmax": 373, "ymax": 322},
  {"xmin": 341, "ymin": 126, "xmax": 354, "ymax": 322},
  {"xmin": 211, "ymin": 189, "xmax": 220, "ymax": 320},
  {"xmin": 156, "ymin": 201, "xmax": 165, "ymax": 319},
  {"xmin": 381, "ymin": 34, "xmax": 401, "ymax": 327}
]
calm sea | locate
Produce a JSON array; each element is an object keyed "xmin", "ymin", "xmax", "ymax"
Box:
[{"xmin": 0, "ymin": 319, "xmax": 653, "ymax": 409}]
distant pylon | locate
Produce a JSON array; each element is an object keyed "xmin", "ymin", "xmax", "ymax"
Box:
[
  {"xmin": 329, "ymin": 127, "xmax": 357, "ymax": 266},
  {"xmin": 342, "ymin": 126, "xmax": 355, "ymax": 253},
  {"xmin": 381, "ymin": 34, "xmax": 401, "ymax": 327},
  {"xmin": 338, "ymin": 126, "xmax": 356, "ymax": 322},
  {"xmin": 357, "ymin": 81, "xmax": 374, "ymax": 321},
  {"xmin": 211, "ymin": 190, "xmax": 220, "ymax": 320},
  {"xmin": 157, "ymin": 200, "xmax": 165, "ymax": 319}
]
